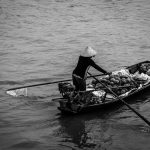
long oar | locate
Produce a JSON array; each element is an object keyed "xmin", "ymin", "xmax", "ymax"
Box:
[
  {"xmin": 88, "ymin": 72, "xmax": 150, "ymax": 127},
  {"xmin": 6, "ymin": 73, "xmax": 108, "ymax": 97}
]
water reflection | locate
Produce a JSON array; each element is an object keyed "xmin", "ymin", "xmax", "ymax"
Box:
[{"xmin": 57, "ymin": 110, "xmax": 116, "ymax": 149}]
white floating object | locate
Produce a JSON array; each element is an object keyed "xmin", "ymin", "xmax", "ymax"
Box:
[{"xmin": 6, "ymin": 88, "xmax": 27, "ymax": 97}]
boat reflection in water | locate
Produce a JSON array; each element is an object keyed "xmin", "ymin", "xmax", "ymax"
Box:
[{"xmin": 57, "ymin": 109, "xmax": 118, "ymax": 149}]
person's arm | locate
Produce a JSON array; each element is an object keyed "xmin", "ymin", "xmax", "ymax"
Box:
[{"xmin": 89, "ymin": 59, "xmax": 108, "ymax": 74}]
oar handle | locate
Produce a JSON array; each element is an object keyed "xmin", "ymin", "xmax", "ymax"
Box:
[
  {"xmin": 88, "ymin": 72, "xmax": 150, "ymax": 127},
  {"xmin": 7, "ymin": 79, "xmax": 71, "ymax": 91}
]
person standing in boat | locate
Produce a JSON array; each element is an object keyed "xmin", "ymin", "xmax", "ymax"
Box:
[{"xmin": 72, "ymin": 46, "xmax": 108, "ymax": 91}]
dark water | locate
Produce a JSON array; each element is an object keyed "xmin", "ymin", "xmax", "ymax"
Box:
[{"xmin": 0, "ymin": 0, "xmax": 150, "ymax": 149}]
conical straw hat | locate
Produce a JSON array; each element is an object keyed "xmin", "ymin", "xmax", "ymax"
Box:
[{"xmin": 81, "ymin": 46, "xmax": 97, "ymax": 57}]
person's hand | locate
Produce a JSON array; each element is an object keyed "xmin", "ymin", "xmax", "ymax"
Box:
[{"xmin": 106, "ymin": 72, "xmax": 111, "ymax": 75}]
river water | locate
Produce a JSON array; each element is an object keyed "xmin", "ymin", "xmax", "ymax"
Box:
[{"xmin": 0, "ymin": 0, "xmax": 150, "ymax": 149}]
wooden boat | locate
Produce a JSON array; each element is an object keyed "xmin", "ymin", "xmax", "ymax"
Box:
[{"xmin": 57, "ymin": 60, "xmax": 150, "ymax": 114}]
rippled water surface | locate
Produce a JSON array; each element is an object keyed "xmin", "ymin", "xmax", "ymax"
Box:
[{"xmin": 0, "ymin": 0, "xmax": 150, "ymax": 149}]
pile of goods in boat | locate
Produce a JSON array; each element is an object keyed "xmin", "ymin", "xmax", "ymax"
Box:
[
  {"xmin": 139, "ymin": 63, "xmax": 150, "ymax": 75},
  {"xmin": 71, "ymin": 90, "xmax": 106, "ymax": 105},
  {"xmin": 91, "ymin": 73, "xmax": 136, "ymax": 96},
  {"xmin": 130, "ymin": 63, "xmax": 150, "ymax": 84},
  {"xmin": 58, "ymin": 82, "xmax": 74, "ymax": 98},
  {"xmin": 58, "ymin": 82, "xmax": 106, "ymax": 105},
  {"xmin": 91, "ymin": 64, "xmax": 150, "ymax": 96}
]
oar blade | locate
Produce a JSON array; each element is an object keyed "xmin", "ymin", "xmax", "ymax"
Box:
[{"xmin": 6, "ymin": 88, "xmax": 28, "ymax": 97}]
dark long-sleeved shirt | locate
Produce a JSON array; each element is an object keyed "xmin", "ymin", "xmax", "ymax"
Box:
[{"xmin": 73, "ymin": 56, "xmax": 107, "ymax": 79}]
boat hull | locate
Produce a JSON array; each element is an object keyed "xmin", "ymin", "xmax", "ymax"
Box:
[{"xmin": 57, "ymin": 60, "xmax": 150, "ymax": 114}]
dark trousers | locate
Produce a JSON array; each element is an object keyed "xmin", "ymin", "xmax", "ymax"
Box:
[{"xmin": 72, "ymin": 74, "xmax": 86, "ymax": 91}]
